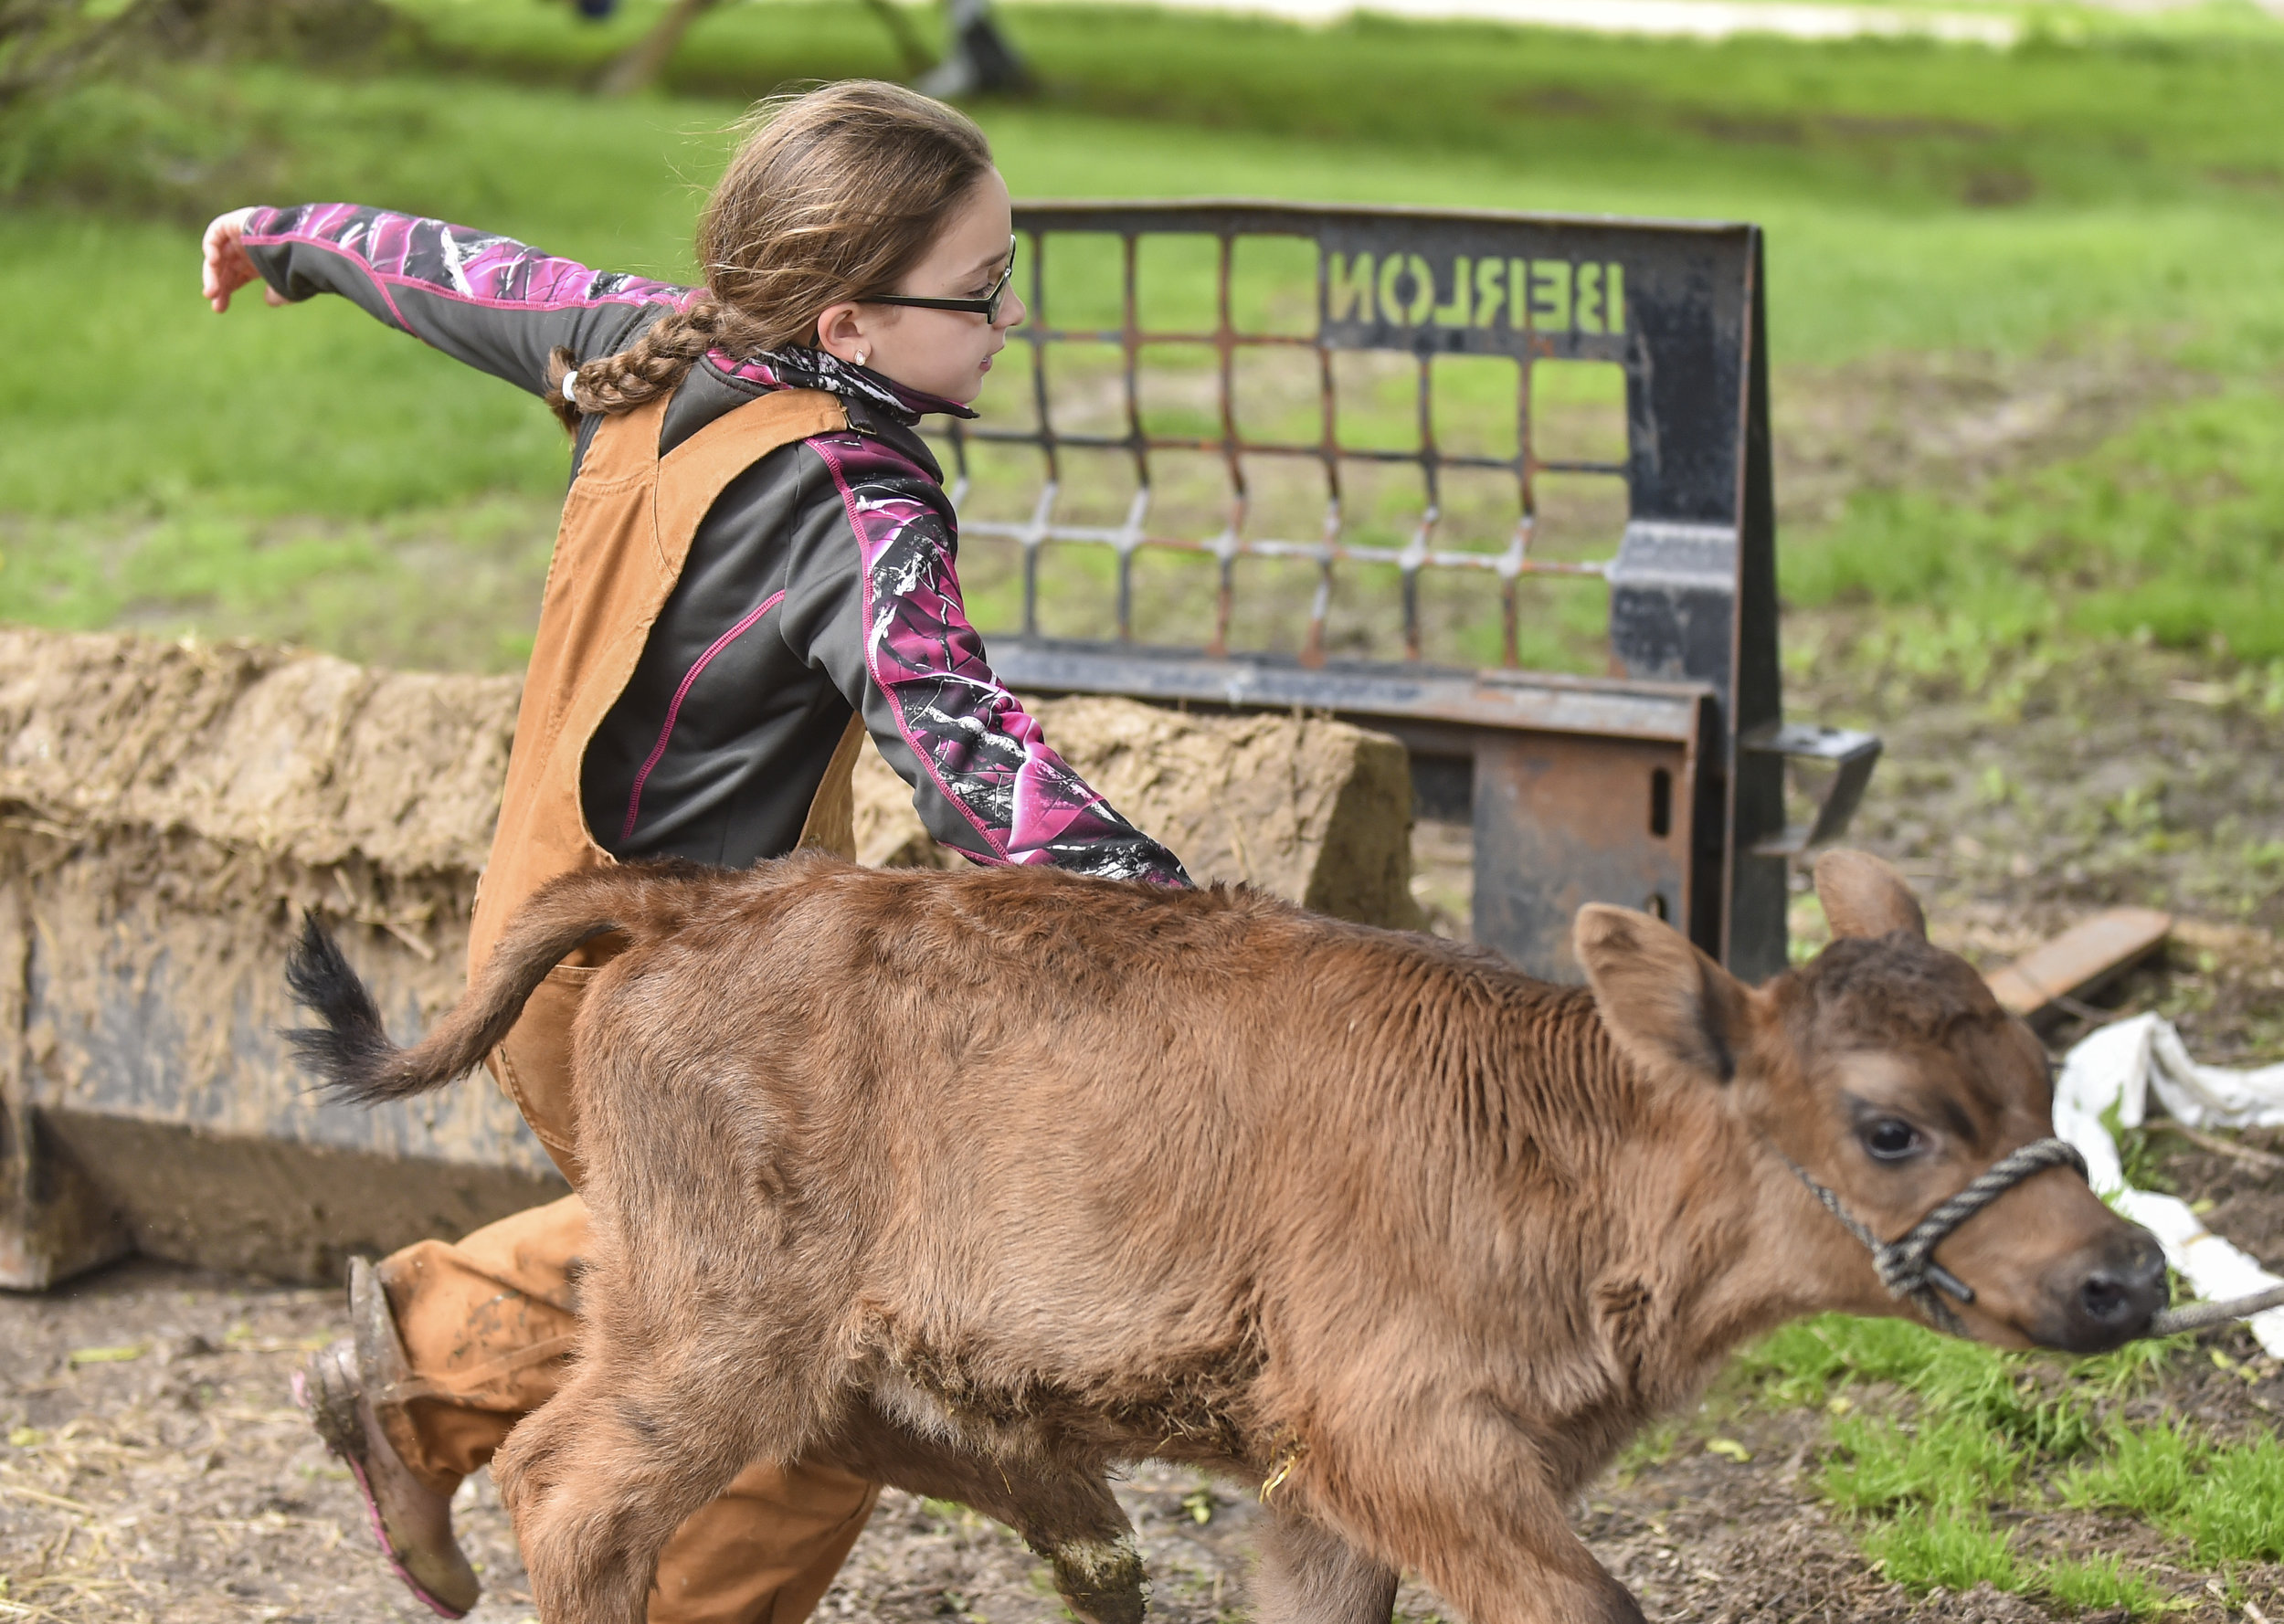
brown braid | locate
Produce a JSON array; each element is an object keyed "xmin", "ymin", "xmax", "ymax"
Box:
[
  {"xmin": 549, "ymin": 81, "xmax": 991, "ymax": 430},
  {"xmin": 545, "ymin": 300, "xmax": 746, "ymax": 429}
]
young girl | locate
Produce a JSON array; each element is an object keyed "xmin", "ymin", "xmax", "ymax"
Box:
[{"xmin": 204, "ymin": 80, "xmax": 1188, "ymax": 1623}]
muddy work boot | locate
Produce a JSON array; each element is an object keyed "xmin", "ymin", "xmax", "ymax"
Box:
[{"xmin": 293, "ymin": 1258, "xmax": 481, "ymax": 1619}]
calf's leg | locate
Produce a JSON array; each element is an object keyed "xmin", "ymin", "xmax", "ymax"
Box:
[
  {"xmin": 1298, "ymin": 1421, "xmax": 1646, "ymax": 1624},
  {"xmin": 492, "ymin": 1011, "xmax": 871, "ymax": 1623},
  {"xmin": 1251, "ymin": 1504, "xmax": 1398, "ymax": 1624},
  {"xmin": 940, "ymin": 1470, "xmax": 1143, "ymax": 1624},
  {"xmin": 826, "ymin": 1408, "xmax": 1144, "ymax": 1624},
  {"xmin": 496, "ymin": 1335, "xmax": 788, "ymax": 1624},
  {"xmin": 1030, "ymin": 1524, "xmax": 1147, "ymax": 1624}
]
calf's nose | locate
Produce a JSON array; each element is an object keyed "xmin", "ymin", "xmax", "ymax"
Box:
[{"xmin": 2065, "ymin": 1234, "xmax": 2168, "ymax": 1350}]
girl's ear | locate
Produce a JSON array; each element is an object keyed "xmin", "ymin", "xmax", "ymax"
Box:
[{"xmin": 813, "ymin": 301, "xmax": 868, "ymax": 362}]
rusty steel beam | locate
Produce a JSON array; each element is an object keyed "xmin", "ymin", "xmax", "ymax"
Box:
[
  {"xmin": 991, "ymin": 640, "xmax": 1715, "ymax": 976},
  {"xmin": 988, "ymin": 642, "xmax": 1703, "ymax": 741}
]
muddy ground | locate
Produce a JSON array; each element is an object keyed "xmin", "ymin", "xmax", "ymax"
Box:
[
  {"xmin": 4, "ymin": 1186, "xmax": 2280, "ymax": 1624},
  {"xmin": 5, "ymin": 346, "xmax": 2284, "ymax": 1621}
]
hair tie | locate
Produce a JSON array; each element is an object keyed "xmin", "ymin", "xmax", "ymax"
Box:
[{"xmin": 561, "ymin": 367, "xmax": 581, "ymax": 404}]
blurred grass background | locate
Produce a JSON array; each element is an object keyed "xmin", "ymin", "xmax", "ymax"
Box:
[{"xmin": 0, "ymin": 0, "xmax": 2279, "ymax": 670}]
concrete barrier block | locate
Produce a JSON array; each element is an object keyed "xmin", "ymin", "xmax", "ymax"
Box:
[
  {"xmin": 854, "ymin": 695, "xmax": 1422, "ymax": 930},
  {"xmin": 0, "ymin": 633, "xmax": 1420, "ymax": 1286},
  {"xmin": 0, "ymin": 630, "xmax": 560, "ymax": 1286}
]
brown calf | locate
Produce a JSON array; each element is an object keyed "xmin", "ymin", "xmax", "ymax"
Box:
[{"xmin": 287, "ymin": 849, "xmax": 2164, "ymax": 1624}]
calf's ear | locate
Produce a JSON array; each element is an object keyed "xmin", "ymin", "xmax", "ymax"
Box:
[
  {"xmin": 1576, "ymin": 904, "xmax": 1752, "ymax": 1088},
  {"xmin": 1813, "ymin": 849, "xmax": 1926, "ymax": 941}
]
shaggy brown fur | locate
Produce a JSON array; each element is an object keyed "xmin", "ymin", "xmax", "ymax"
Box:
[{"xmin": 286, "ymin": 850, "xmax": 2162, "ymax": 1624}]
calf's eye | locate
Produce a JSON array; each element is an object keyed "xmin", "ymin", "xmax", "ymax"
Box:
[{"xmin": 1862, "ymin": 1119, "xmax": 1922, "ymax": 1162}]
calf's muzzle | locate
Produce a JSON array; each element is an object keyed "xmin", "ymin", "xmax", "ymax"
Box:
[
  {"xmin": 1791, "ymin": 1135, "xmax": 2169, "ymax": 1351},
  {"xmin": 2038, "ymin": 1229, "xmax": 2169, "ymax": 1354}
]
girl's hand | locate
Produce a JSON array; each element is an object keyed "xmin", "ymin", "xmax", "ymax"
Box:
[{"xmin": 201, "ymin": 207, "xmax": 287, "ymax": 313}]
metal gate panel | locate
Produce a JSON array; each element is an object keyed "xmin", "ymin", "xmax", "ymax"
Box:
[{"xmin": 945, "ymin": 201, "xmax": 1877, "ymax": 980}]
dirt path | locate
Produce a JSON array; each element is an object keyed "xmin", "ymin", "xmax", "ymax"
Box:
[{"xmin": 5, "ymin": 1265, "xmax": 1226, "ymax": 1624}]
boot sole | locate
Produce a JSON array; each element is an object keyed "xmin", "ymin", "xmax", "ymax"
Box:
[{"xmin": 296, "ymin": 1342, "xmax": 479, "ymax": 1619}]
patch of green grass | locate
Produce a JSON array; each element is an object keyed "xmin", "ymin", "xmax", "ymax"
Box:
[
  {"xmin": 2099, "ymin": 1099, "xmax": 2178, "ymax": 1195},
  {"xmin": 398, "ymin": 1, "xmax": 2284, "ymax": 373},
  {"xmin": 1821, "ymin": 1408, "xmax": 2027, "ymax": 1513},
  {"xmin": 0, "ymin": 216, "xmax": 573, "ymax": 523},
  {"xmin": 1861, "ymin": 1508, "xmax": 2024, "ymax": 1594},
  {"xmin": 1783, "ymin": 387, "xmax": 2284, "ymax": 662},
  {"xmin": 1736, "ymin": 1311, "xmax": 2170, "ymax": 1442},
  {"xmin": 0, "ymin": 60, "xmax": 728, "ymax": 522},
  {"xmin": 2183, "ymin": 1435, "xmax": 2284, "ymax": 1563},
  {"xmin": 0, "ymin": 496, "xmax": 557, "ymax": 671},
  {"xmin": 2036, "ymin": 1552, "xmax": 2170, "ymax": 1618},
  {"xmin": 2063, "ymin": 1425, "xmax": 2284, "ymax": 1565},
  {"xmin": 2067, "ymin": 1333, "xmax": 2184, "ymax": 1398},
  {"xmin": 1860, "ymin": 1498, "xmax": 2178, "ymax": 1615},
  {"xmin": 1739, "ymin": 1313, "xmax": 1951, "ymax": 1406},
  {"xmin": 1608, "ymin": 1418, "xmax": 1683, "ymax": 1484},
  {"xmin": 403, "ymin": 0, "xmax": 2284, "ymax": 210},
  {"xmin": 1741, "ymin": 1316, "xmax": 2273, "ymax": 1606},
  {"xmin": 5, "ymin": 5, "xmax": 2284, "ymax": 663},
  {"xmin": 1823, "ymin": 1408, "xmax": 2192, "ymax": 1611},
  {"xmin": 2058, "ymin": 1421, "xmax": 2200, "ymax": 1519}
]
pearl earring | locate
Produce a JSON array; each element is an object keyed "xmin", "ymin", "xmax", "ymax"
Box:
[{"xmin": 853, "ymin": 350, "xmax": 867, "ymax": 366}]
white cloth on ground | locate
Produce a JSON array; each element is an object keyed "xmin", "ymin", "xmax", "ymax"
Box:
[{"xmin": 2051, "ymin": 1012, "xmax": 2284, "ymax": 1357}]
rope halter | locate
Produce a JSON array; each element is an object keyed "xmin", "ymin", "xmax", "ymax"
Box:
[{"xmin": 1782, "ymin": 1137, "xmax": 2090, "ymax": 1338}]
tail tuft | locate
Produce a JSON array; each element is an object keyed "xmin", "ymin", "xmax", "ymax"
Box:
[
  {"xmin": 282, "ymin": 911, "xmax": 410, "ymax": 1106},
  {"xmin": 281, "ymin": 864, "xmax": 690, "ymax": 1115}
]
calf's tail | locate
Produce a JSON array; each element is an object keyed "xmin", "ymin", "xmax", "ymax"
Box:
[{"xmin": 283, "ymin": 861, "xmax": 707, "ymax": 1108}]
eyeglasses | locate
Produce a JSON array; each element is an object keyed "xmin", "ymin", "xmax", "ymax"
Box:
[{"xmin": 867, "ymin": 237, "xmax": 1019, "ymax": 323}]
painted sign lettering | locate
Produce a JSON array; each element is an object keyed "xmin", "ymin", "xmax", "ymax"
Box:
[{"xmin": 1325, "ymin": 252, "xmax": 1626, "ymax": 336}]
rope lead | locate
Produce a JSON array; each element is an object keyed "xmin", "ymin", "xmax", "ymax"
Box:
[{"xmin": 2147, "ymin": 1282, "xmax": 2284, "ymax": 1338}]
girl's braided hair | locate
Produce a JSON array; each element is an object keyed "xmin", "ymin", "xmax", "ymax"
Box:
[{"xmin": 546, "ymin": 79, "xmax": 993, "ymax": 429}]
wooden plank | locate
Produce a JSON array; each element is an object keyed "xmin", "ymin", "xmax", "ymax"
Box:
[{"xmin": 1985, "ymin": 908, "xmax": 2173, "ymax": 1019}]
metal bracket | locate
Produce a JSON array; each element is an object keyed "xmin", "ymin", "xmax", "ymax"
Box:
[{"xmin": 1742, "ymin": 722, "xmax": 1882, "ymax": 857}]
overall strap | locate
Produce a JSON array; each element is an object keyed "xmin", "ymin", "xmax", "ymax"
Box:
[
  {"xmin": 648, "ymin": 388, "xmax": 852, "ymax": 579},
  {"xmin": 644, "ymin": 391, "xmax": 866, "ymax": 858},
  {"xmin": 469, "ymin": 386, "xmax": 852, "ymax": 978}
]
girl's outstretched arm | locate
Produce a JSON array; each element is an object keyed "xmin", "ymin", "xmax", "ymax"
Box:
[{"xmin": 211, "ymin": 203, "xmax": 692, "ymax": 397}]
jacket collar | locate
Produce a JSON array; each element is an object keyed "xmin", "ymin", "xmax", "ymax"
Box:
[{"xmin": 703, "ymin": 344, "xmax": 978, "ymax": 425}]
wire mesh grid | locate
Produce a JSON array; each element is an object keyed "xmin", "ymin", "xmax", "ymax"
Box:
[{"xmin": 933, "ymin": 225, "xmax": 1633, "ymax": 668}]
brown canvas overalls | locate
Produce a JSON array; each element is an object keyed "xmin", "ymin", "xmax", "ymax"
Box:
[{"xmin": 371, "ymin": 386, "xmax": 878, "ymax": 1624}]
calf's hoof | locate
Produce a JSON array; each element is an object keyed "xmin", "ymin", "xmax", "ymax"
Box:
[{"xmin": 1049, "ymin": 1534, "xmax": 1147, "ymax": 1624}]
